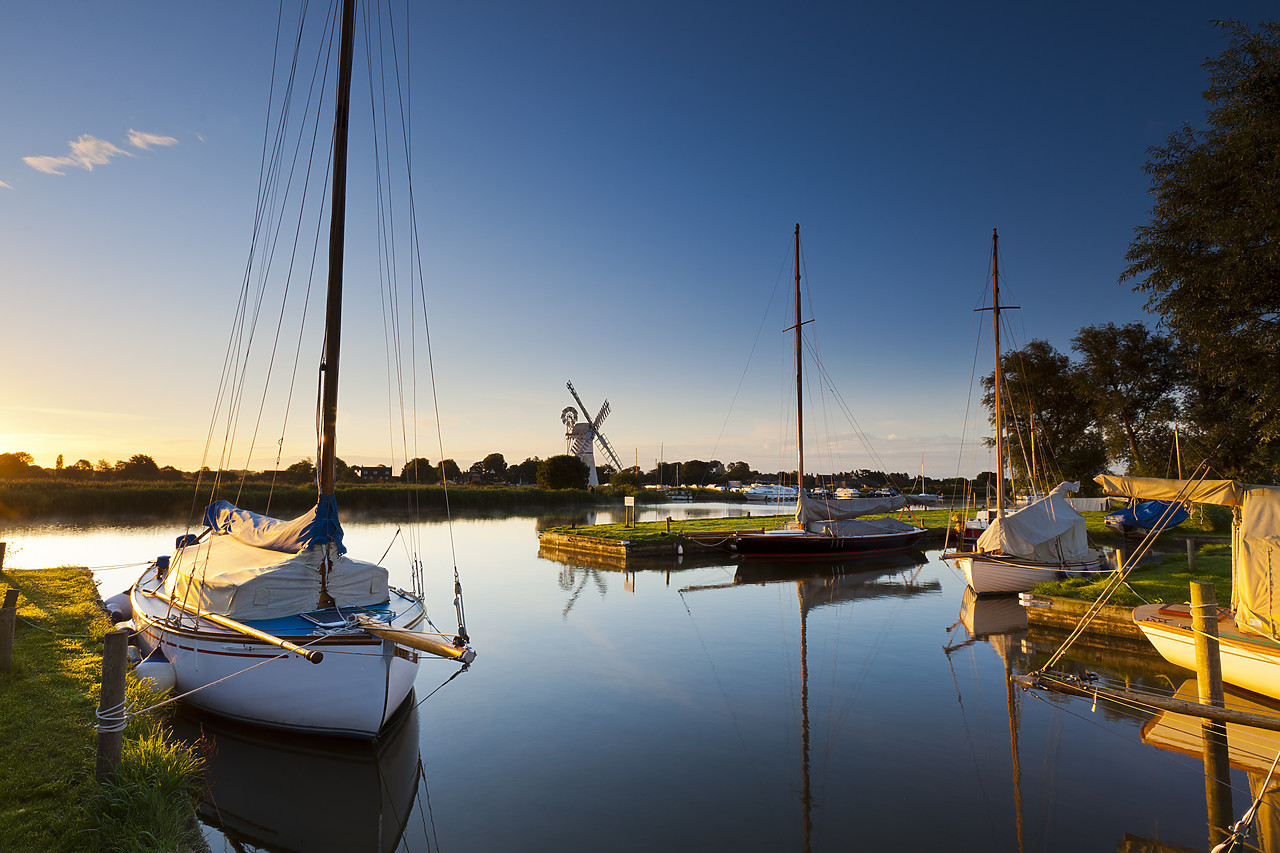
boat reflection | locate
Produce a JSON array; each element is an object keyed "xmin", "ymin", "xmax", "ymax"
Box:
[
  {"xmin": 173, "ymin": 700, "xmax": 421, "ymax": 852},
  {"xmin": 730, "ymin": 549, "xmax": 939, "ymax": 599},
  {"xmin": 1142, "ymin": 680, "xmax": 1280, "ymax": 851}
]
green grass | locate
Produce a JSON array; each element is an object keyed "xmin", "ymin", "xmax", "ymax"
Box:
[
  {"xmin": 1033, "ymin": 542, "xmax": 1233, "ymax": 607},
  {"xmin": 0, "ymin": 568, "xmax": 204, "ymax": 853}
]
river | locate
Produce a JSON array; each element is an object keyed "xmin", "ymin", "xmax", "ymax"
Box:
[{"xmin": 2, "ymin": 503, "xmax": 1274, "ymax": 852}]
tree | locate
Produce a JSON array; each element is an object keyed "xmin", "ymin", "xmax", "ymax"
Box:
[
  {"xmin": 981, "ymin": 340, "xmax": 1108, "ymax": 490},
  {"xmin": 1121, "ymin": 22, "xmax": 1280, "ymax": 455},
  {"xmin": 1071, "ymin": 323, "xmax": 1183, "ymax": 476},
  {"xmin": 115, "ymin": 453, "xmax": 161, "ymax": 479},
  {"xmin": 438, "ymin": 459, "xmax": 461, "ymax": 482},
  {"xmin": 508, "ymin": 457, "xmax": 542, "ymax": 485},
  {"xmin": 725, "ymin": 461, "xmax": 752, "ymax": 482},
  {"xmin": 610, "ymin": 468, "xmax": 642, "ymax": 488},
  {"xmin": 537, "ymin": 454, "xmax": 589, "ymax": 490},
  {"xmin": 285, "ymin": 458, "xmax": 316, "ymax": 485},
  {"xmin": 479, "ymin": 453, "xmax": 507, "ymax": 478},
  {"xmin": 401, "ymin": 457, "xmax": 438, "ymax": 483},
  {"xmin": 0, "ymin": 452, "xmax": 38, "ymax": 479}
]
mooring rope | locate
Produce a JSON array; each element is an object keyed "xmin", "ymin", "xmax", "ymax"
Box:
[{"xmin": 93, "ymin": 697, "xmax": 131, "ymax": 734}]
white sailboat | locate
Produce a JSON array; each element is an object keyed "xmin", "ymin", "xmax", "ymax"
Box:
[
  {"xmin": 1100, "ymin": 474, "xmax": 1280, "ymax": 702},
  {"xmin": 128, "ymin": 0, "xmax": 474, "ymax": 738},
  {"xmin": 941, "ymin": 231, "xmax": 1108, "ymax": 594}
]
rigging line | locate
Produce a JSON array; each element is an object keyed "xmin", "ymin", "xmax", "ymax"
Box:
[
  {"xmin": 415, "ymin": 759, "xmax": 443, "ymax": 853},
  {"xmin": 1037, "ymin": 458, "xmax": 1219, "ymax": 672},
  {"xmin": 943, "ymin": 648, "xmax": 1005, "ymax": 850}
]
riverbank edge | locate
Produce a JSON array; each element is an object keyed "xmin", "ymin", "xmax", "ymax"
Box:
[{"xmin": 0, "ymin": 566, "xmax": 206, "ymax": 853}]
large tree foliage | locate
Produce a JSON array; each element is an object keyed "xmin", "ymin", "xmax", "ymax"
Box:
[
  {"xmin": 537, "ymin": 454, "xmax": 589, "ymax": 490},
  {"xmin": 1122, "ymin": 21, "xmax": 1280, "ymax": 449},
  {"xmin": 981, "ymin": 340, "xmax": 1108, "ymax": 491},
  {"xmin": 1071, "ymin": 323, "xmax": 1182, "ymax": 476}
]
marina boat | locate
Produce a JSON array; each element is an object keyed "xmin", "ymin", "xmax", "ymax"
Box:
[
  {"xmin": 128, "ymin": 0, "xmax": 475, "ymax": 738},
  {"xmin": 1102, "ymin": 474, "xmax": 1280, "ymax": 703},
  {"xmin": 732, "ymin": 225, "xmax": 929, "ymax": 559},
  {"xmin": 744, "ymin": 483, "xmax": 799, "ymax": 503},
  {"xmin": 940, "ymin": 231, "xmax": 1109, "ymax": 593},
  {"xmin": 1103, "ymin": 499, "xmax": 1190, "ymax": 538}
]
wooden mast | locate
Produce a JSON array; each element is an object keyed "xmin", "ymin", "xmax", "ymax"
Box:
[
  {"xmin": 992, "ymin": 229, "xmax": 1005, "ymax": 519},
  {"xmin": 319, "ymin": 0, "xmax": 356, "ymax": 497},
  {"xmin": 793, "ymin": 224, "xmax": 804, "ymax": 493}
]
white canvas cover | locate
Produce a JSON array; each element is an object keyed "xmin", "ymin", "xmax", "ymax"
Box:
[
  {"xmin": 975, "ymin": 481, "xmax": 1093, "ymax": 563},
  {"xmin": 796, "ymin": 490, "xmax": 910, "ymax": 523},
  {"xmin": 1096, "ymin": 474, "xmax": 1280, "ymax": 641},
  {"xmin": 806, "ymin": 516, "xmax": 921, "ymax": 537},
  {"xmin": 164, "ymin": 532, "xmax": 389, "ymax": 621}
]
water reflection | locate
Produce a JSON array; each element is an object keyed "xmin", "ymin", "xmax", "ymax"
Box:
[{"xmin": 173, "ymin": 702, "xmax": 422, "ymax": 852}]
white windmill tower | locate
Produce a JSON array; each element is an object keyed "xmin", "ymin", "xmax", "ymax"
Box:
[{"xmin": 562, "ymin": 381, "xmax": 624, "ymax": 487}]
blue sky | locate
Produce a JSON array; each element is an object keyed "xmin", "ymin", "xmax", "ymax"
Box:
[{"xmin": 1, "ymin": 1, "xmax": 1273, "ymax": 481}]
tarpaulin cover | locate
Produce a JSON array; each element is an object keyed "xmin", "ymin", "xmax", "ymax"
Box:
[
  {"xmin": 975, "ymin": 482, "xmax": 1094, "ymax": 563},
  {"xmin": 162, "ymin": 496, "xmax": 387, "ymax": 620}
]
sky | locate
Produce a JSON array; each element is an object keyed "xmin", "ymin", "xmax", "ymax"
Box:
[{"xmin": 1, "ymin": 1, "xmax": 1275, "ymax": 483}]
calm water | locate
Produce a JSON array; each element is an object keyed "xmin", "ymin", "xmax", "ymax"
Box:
[{"xmin": 3, "ymin": 503, "xmax": 1275, "ymax": 852}]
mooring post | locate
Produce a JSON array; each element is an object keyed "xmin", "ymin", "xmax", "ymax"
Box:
[
  {"xmin": 0, "ymin": 589, "xmax": 19, "ymax": 673},
  {"xmin": 1187, "ymin": 538, "xmax": 1198, "ymax": 573},
  {"xmin": 1191, "ymin": 579, "xmax": 1233, "ymax": 846},
  {"xmin": 95, "ymin": 628, "xmax": 130, "ymax": 780},
  {"xmin": 0, "ymin": 541, "xmax": 7, "ymax": 573}
]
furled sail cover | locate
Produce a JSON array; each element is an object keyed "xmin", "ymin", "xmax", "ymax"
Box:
[
  {"xmin": 163, "ymin": 497, "xmax": 388, "ymax": 620},
  {"xmin": 1094, "ymin": 475, "xmax": 1245, "ymax": 508},
  {"xmin": 796, "ymin": 490, "xmax": 910, "ymax": 523},
  {"xmin": 805, "ymin": 516, "xmax": 922, "ymax": 537},
  {"xmin": 203, "ymin": 496, "xmax": 346, "ymax": 554},
  {"xmin": 975, "ymin": 481, "xmax": 1093, "ymax": 563}
]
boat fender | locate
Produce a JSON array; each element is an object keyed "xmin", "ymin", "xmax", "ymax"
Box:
[
  {"xmin": 676, "ymin": 544, "xmax": 684, "ymax": 556},
  {"xmin": 103, "ymin": 592, "xmax": 133, "ymax": 624},
  {"xmin": 134, "ymin": 647, "xmax": 176, "ymax": 695},
  {"xmin": 175, "ymin": 533, "xmax": 199, "ymax": 549},
  {"xmin": 155, "ymin": 555, "xmax": 170, "ymax": 580}
]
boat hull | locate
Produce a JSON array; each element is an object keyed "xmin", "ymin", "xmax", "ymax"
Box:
[
  {"xmin": 954, "ymin": 553, "xmax": 1111, "ymax": 595},
  {"xmin": 1134, "ymin": 602, "xmax": 1280, "ymax": 702},
  {"xmin": 130, "ymin": 570, "xmax": 426, "ymax": 738},
  {"xmin": 733, "ymin": 528, "xmax": 926, "ymax": 559}
]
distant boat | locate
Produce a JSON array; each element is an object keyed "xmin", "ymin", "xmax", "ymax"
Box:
[
  {"xmin": 941, "ymin": 231, "xmax": 1109, "ymax": 593},
  {"xmin": 744, "ymin": 483, "xmax": 800, "ymax": 503},
  {"xmin": 128, "ymin": 0, "xmax": 474, "ymax": 738},
  {"xmin": 731, "ymin": 225, "xmax": 930, "ymax": 559},
  {"xmin": 1103, "ymin": 499, "xmax": 1189, "ymax": 538}
]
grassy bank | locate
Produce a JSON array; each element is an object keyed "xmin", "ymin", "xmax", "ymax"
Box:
[
  {"xmin": 0, "ymin": 568, "xmax": 204, "ymax": 853},
  {"xmin": 0, "ymin": 480, "xmax": 673, "ymax": 519},
  {"xmin": 1035, "ymin": 542, "xmax": 1233, "ymax": 607}
]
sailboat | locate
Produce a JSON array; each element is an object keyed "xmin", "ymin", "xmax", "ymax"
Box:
[
  {"xmin": 1099, "ymin": 474, "xmax": 1280, "ymax": 702},
  {"xmin": 941, "ymin": 230, "xmax": 1109, "ymax": 594},
  {"xmin": 128, "ymin": 0, "xmax": 474, "ymax": 738},
  {"xmin": 732, "ymin": 225, "xmax": 931, "ymax": 559}
]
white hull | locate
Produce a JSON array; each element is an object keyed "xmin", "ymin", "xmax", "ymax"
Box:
[
  {"xmin": 130, "ymin": 567, "xmax": 426, "ymax": 738},
  {"xmin": 1134, "ymin": 603, "xmax": 1280, "ymax": 701},
  {"xmin": 955, "ymin": 553, "xmax": 1111, "ymax": 595}
]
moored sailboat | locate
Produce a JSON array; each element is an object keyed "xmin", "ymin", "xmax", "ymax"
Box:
[
  {"xmin": 127, "ymin": 0, "xmax": 474, "ymax": 738},
  {"xmin": 941, "ymin": 230, "xmax": 1108, "ymax": 593},
  {"xmin": 732, "ymin": 225, "xmax": 930, "ymax": 559}
]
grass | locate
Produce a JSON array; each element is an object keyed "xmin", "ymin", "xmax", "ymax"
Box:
[
  {"xmin": 0, "ymin": 567, "xmax": 204, "ymax": 853},
  {"xmin": 1033, "ymin": 542, "xmax": 1233, "ymax": 608}
]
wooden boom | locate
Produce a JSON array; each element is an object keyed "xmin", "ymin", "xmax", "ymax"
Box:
[
  {"xmin": 354, "ymin": 614, "xmax": 475, "ymax": 663},
  {"xmin": 142, "ymin": 587, "xmax": 323, "ymax": 664}
]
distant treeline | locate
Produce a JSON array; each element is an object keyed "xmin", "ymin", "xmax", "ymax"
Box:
[{"xmin": 0, "ymin": 480, "xmax": 685, "ymax": 520}]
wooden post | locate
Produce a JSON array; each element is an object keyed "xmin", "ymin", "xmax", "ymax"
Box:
[
  {"xmin": 0, "ymin": 589, "xmax": 18, "ymax": 673},
  {"xmin": 95, "ymin": 628, "xmax": 130, "ymax": 780},
  {"xmin": 1191, "ymin": 580, "xmax": 1233, "ymax": 846},
  {"xmin": 1187, "ymin": 538, "xmax": 1198, "ymax": 573},
  {"xmin": 0, "ymin": 541, "xmax": 6, "ymax": 573}
]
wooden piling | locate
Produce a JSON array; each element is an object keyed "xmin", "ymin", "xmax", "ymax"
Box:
[
  {"xmin": 1190, "ymin": 580, "xmax": 1233, "ymax": 846},
  {"xmin": 0, "ymin": 589, "xmax": 18, "ymax": 673},
  {"xmin": 95, "ymin": 628, "xmax": 130, "ymax": 780},
  {"xmin": 1187, "ymin": 538, "xmax": 1198, "ymax": 573}
]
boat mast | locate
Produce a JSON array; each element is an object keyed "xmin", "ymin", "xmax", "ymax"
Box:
[
  {"xmin": 793, "ymin": 224, "xmax": 804, "ymax": 494},
  {"xmin": 991, "ymin": 229, "xmax": 1005, "ymax": 519},
  {"xmin": 319, "ymin": 0, "xmax": 356, "ymax": 497}
]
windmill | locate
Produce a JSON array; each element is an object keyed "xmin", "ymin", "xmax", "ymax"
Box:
[{"xmin": 562, "ymin": 381, "xmax": 623, "ymax": 487}]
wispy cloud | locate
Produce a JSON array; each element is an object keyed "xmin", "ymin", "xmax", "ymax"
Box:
[
  {"xmin": 0, "ymin": 180, "xmax": 11, "ymax": 190},
  {"xmin": 127, "ymin": 129, "xmax": 177, "ymax": 150},
  {"xmin": 23, "ymin": 129, "xmax": 177, "ymax": 176}
]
